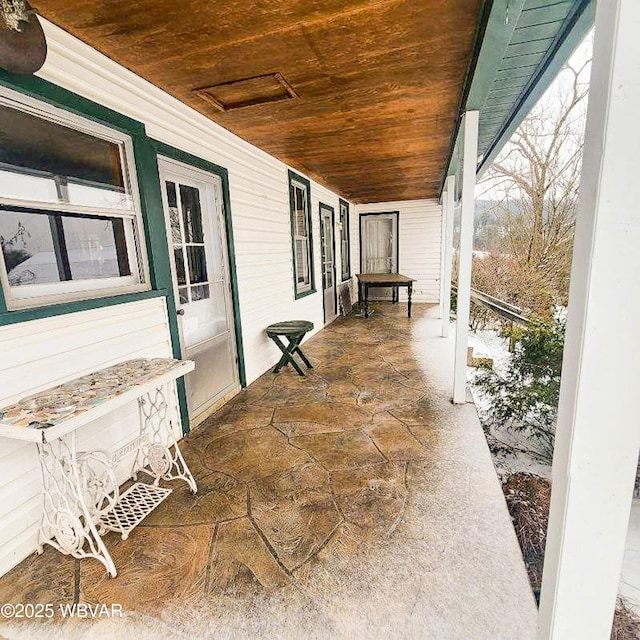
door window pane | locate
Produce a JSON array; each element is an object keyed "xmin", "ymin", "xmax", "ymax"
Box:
[
  {"xmin": 174, "ymin": 248, "xmax": 186, "ymax": 286},
  {"xmin": 179, "ymin": 185, "xmax": 204, "ymax": 243},
  {"xmin": 187, "ymin": 246, "xmax": 207, "ymax": 284},
  {"xmin": 165, "ymin": 181, "xmax": 182, "ymax": 244},
  {"xmin": 0, "ymin": 103, "xmax": 131, "ymax": 210},
  {"xmin": 191, "ymin": 284, "xmax": 210, "ymax": 301}
]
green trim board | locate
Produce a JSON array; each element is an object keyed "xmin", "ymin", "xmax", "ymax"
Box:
[
  {"xmin": 288, "ymin": 170, "xmax": 316, "ymax": 300},
  {"xmin": 338, "ymin": 198, "xmax": 351, "ymax": 282},
  {"xmin": 318, "ymin": 202, "xmax": 337, "ymax": 323},
  {"xmin": 0, "ymin": 69, "xmax": 190, "ymax": 432},
  {"xmin": 441, "ymin": 0, "xmax": 595, "ymax": 198},
  {"xmin": 0, "ymin": 288, "xmax": 169, "ymax": 327},
  {"xmin": 476, "ymin": 0, "xmax": 595, "ymax": 177},
  {"xmin": 149, "ymin": 140, "xmax": 247, "ymax": 390},
  {"xmin": 439, "ymin": 0, "xmax": 497, "ymax": 200}
]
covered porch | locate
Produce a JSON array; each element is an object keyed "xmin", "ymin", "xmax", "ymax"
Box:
[
  {"xmin": 0, "ymin": 303, "xmax": 536, "ymax": 638},
  {"xmin": 2, "ymin": 0, "xmax": 640, "ymax": 636}
]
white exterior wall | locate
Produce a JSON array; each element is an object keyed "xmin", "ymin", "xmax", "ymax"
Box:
[
  {"xmin": 0, "ymin": 21, "xmax": 447, "ymax": 578},
  {"xmin": 353, "ymin": 200, "xmax": 443, "ymax": 303},
  {"xmin": 0, "ymin": 22, "xmax": 355, "ymax": 577},
  {"xmin": 37, "ymin": 20, "xmax": 348, "ymax": 385},
  {"xmin": 0, "ymin": 297, "xmax": 180, "ymax": 576}
]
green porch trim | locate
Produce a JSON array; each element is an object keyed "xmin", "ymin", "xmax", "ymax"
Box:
[
  {"xmin": 476, "ymin": 0, "xmax": 595, "ymax": 176},
  {"xmin": 0, "ymin": 70, "xmax": 191, "ymax": 433},
  {"xmin": 338, "ymin": 198, "xmax": 351, "ymax": 282},
  {"xmin": 441, "ymin": 0, "xmax": 595, "ymax": 198},
  {"xmin": 0, "ymin": 70, "xmax": 145, "ymax": 136},
  {"xmin": 150, "ymin": 140, "xmax": 248, "ymax": 389},
  {"xmin": 288, "ymin": 170, "xmax": 316, "ymax": 300},
  {"xmin": 439, "ymin": 0, "xmax": 496, "ymax": 197},
  {"xmin": 132, "ymin": 136, "xmax": 191, "ymax": 431}
]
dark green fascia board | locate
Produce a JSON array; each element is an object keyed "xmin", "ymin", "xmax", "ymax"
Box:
[
  {"xmin": 440, "ymin": 0, "xmax": 595, "ymax": 199},
  {"xmin": 338, "ymin": 198, "xmax": 351, "ymax": 281},
  {"xmin": 443, "ymin": 0, "xmax": 526, "ymax": 189},
  {"xmin": 150, "ymin": 140, "xmax": 247, "ymax": 390},
  {"xmin": 476, "ymin": 0, "xmax": 595, "ymax": 178},
  {"xmin": 465, "ymin": 0, "xmax": 526, "ymax": 113},
  {"xmin": 0, "ymin": 71, "xmax": 191, "ymax": 432},
  {"xmin": 287, "ymin": 169, "xmax": 316, "ymax": 300},
  {"xmin": 439, "ymin": 0, "xmax": 499, "ymax": 197}
]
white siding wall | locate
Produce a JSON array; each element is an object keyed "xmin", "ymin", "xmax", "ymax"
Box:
[
  {"xmin": 353, "ymin": 200, "xmax": 443, "ymax": 303},
  {"xmin": 0, "ymin": 297, "xmax": 180, "ymax": 576},
  {"xmin": 0, "ymin": 21, "xmax": 446, "ymax": 578},
  {"xmin": 38, "ymin": 20, "xmax": 348, "ymax": 385}
]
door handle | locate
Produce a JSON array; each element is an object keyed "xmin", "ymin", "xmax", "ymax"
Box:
[{"xmin": 176, "ymin": 308, "xmax": 185, "ymax": 316}]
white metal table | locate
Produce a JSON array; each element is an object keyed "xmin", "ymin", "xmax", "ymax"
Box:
[{"xmin": 0, "ymin": 358, "xmax": 197, "ymax": 577}]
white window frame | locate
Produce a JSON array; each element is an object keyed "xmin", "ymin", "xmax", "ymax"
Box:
[
  {"xmin": 0, "ymin": 86, "xmax": 150, "ymax": 311},
  {"xmin": 290, "ymin": 177, "xmax": 313, "ymax": 296}
]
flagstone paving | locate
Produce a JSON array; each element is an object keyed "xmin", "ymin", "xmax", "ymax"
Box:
[{"xmin": 0, "ymin": 303, "xmax": 537, "ymax": 640}]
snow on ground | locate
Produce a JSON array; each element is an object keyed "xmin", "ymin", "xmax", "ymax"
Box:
[{"xmin": 463, "ymin": 324, "xmax": 553, "ymax": 481}]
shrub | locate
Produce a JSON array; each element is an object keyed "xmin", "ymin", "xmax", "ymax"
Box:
[{"xmin": 474, "ymin": 316, "xmax": 565, "ymax": 461}]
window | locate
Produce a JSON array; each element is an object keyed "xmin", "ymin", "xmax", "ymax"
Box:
[
  {"xmin": 0, "ymin": 88, "xmax": 148, "ymax": 310},
  {"xmin": 288, "ymin": 170, "xmax": 314, "ymax": 298},
  {"xmin": 166, "ymin": 180, "xmax": 210, "ymax": 306},
  {"xmin": 339, "ymin": 199, "xmax": 351, "ymax": 281}
]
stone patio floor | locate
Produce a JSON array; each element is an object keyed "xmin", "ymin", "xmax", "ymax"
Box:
[{"xmin": 0, "ymin": 303, "xmax": 537, "ymax": 640}]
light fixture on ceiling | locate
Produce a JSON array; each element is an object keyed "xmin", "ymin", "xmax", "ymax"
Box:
[
  {"xmin": 0, "ymin": 0, "xmax": 47, "ymax": 74},
  {"xmin": 1, "ymin": 0, "xmax": 31, "ymax": 31}
]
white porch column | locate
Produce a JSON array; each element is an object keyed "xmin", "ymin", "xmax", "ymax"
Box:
[
  {"xmin": 453, "ymin": 111, "xmax": 479, "ymax": 404},
  {"xmin": 441, "ymin": 175, "xmax": 456, "ymax": 338},
  {"xmin": 538, "ymin": 1, "xmax": 640, "ymax": 638}
]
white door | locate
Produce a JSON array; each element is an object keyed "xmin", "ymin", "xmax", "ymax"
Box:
[
  {"xmin": 320, "ymin": 205, "xmax": 336, "ymax": 322},
  {"xmin": 361, "ymin": 213, "xmax": 398, "ymax": 300},
  {"xmin": 158, "ymin": 157, "xmax": 239, "ymax": 424}
]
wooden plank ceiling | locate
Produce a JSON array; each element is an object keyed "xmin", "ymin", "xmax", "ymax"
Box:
[{"xmin": 33, "ymin": 0, "xmax": 485, "ymax": 203}]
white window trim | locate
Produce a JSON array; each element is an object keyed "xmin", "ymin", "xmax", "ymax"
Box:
[
  {"xmin": 291, "ymin": 179, "xmax": 312, "ymax": 294},
  {"xmin": 0, "ymin": 86, "xmax": 151, "ymax": 310}
]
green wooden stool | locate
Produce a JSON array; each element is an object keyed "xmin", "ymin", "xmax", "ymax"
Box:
[{"xmin": 266, "ymin": 321, "xmax": 314, "ymax": 376}]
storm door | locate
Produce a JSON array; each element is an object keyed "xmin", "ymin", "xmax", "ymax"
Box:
[
  {"xmin": 360, "ymin": 212, "xmax": 399, "ymax": 300},
  {"xmin": 320, "ymin": 203, "xmax": 336, "ymax": 322},
  {"xmin": 158, "ymin": 157, "xmax": 239, "ymax": 424}
]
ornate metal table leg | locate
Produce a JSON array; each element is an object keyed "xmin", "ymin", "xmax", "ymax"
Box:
[
  {"xmin": 37, "ymin": 432, "xmax": 118, "ymax": 577},
  {"xmin": 408, "ymin": 283, "xmax": 413, "ymax": 318},
  {"xmin": 134, "ymin": 384, "xmax": 197, "ymax": 494}
]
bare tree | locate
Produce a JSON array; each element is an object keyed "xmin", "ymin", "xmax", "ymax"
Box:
[{"xmin": 476, "ymin": 53, "xmax": 591, "ymax": 318}]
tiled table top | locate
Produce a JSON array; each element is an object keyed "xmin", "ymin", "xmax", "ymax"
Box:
[{"xmin": 0, "ymin": 358, "xmax": 185, "ymax": 432}]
